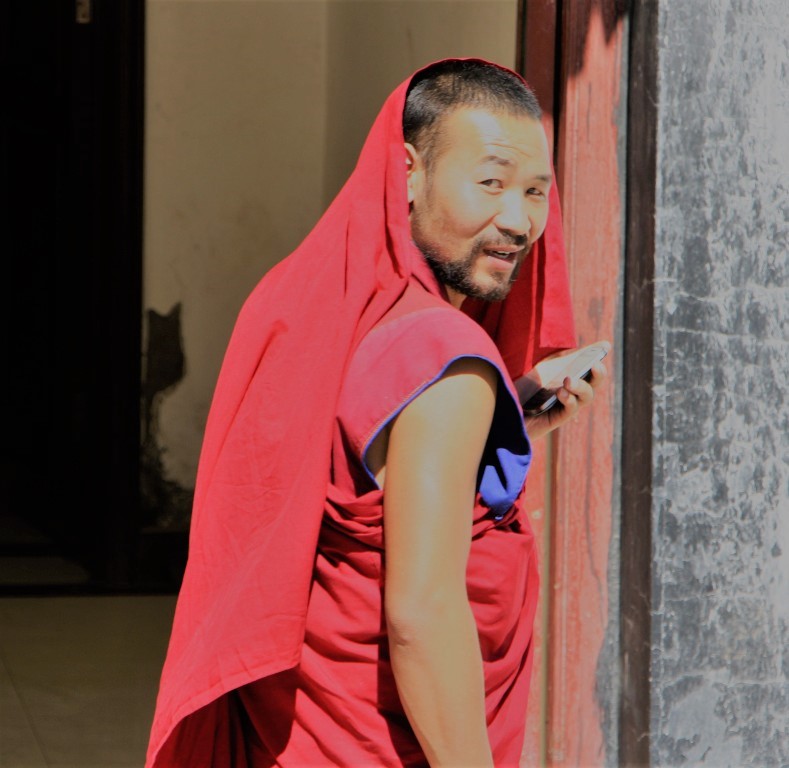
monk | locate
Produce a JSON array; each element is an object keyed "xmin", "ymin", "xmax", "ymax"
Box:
[{"xmin": 145, "ymin": 58, "xmax": 608, "ymax": 767}]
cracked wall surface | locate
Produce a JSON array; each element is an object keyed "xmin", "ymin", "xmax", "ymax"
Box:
[{"xmin": 652, "ymin": 1, "xmax": 789, "ymax": 765}]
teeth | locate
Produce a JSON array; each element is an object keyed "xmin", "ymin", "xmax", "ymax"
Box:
[{"xmin": 485, "ymin": 247, "xmax": 519, "ymax": 261}]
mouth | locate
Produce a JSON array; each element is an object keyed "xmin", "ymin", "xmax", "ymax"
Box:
[{"xmin": 482, "ymin": 245, "xmax": 524, "ymax": 263}]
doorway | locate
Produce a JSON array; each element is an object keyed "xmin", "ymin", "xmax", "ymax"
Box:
[{"xmin": 2, "ymin": 0, "xmax": 144, "ymax": 593}]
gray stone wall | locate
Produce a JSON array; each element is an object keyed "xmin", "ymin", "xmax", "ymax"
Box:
[{"xmin": 652, "ymin": 1, "xmax": 789, "ymax": 765}]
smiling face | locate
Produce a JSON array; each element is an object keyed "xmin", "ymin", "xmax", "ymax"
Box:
[{"xmin": 406, "ymin": 107, "xmax": 552, "ymax": 306}]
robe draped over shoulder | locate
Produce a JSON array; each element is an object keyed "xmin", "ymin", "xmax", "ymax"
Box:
[{"xmin": 231, "ymin": 274, "xmax": 540, "ymax": 767}]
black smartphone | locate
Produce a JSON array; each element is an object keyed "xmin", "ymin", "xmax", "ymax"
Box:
[{"xmin": 521, "ymin": 344, "xmax": 608, "ymax": 416}]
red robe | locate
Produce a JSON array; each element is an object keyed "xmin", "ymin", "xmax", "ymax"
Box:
[
  {"xmin": 236, "ymin": 260, "xmax": 539, "ymax": 766},
  {"xmin": 146, "ymin": 58, "xmax": 576, "ymax": 768}
]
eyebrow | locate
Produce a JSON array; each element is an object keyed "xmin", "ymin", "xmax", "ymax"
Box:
[
  {"xmin": 479, "ymin": 155, "xmax": 552, "ymax": 183},
  {"xmin": 480, "ymin": 154, "xmax": 514, "ymax": 168}
]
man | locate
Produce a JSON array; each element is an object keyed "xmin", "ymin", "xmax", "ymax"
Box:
[{"xmin": 146, "ymin": 59, "xmax": 607, "ymax": 767}]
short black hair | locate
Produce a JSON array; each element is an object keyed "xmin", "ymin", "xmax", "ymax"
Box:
[{"xmin": 403, "ymin": 60, "xmax": 542, "ymax": 168}]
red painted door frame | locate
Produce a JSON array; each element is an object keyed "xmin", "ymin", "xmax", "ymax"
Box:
[{"xmin": 518, "ymin": 2, "xmax": 626, "ymax": 765}]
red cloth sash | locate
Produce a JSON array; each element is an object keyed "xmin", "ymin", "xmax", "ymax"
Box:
[{"xmin": 145, "ymin": 57, "xmax": 575, "ymax": 768}]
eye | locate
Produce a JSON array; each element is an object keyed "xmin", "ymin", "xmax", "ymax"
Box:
[
  {"xmin": 526, "ymin": 187, "xmax": 546, "ymax": 198},
  {"xmin": 480, "ymin": 179, "xmax": 503, "ymax": 189}
]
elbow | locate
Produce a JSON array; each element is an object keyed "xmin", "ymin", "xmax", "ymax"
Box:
[
  {"xmin": 384, "ymin": 586, "xmax": 467, "ymax": 648},
  {"xmin": 385, "ymin": 602, "xmax": 425, "ymax": 648}
]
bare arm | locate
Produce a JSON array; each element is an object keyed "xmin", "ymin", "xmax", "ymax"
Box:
[{"xmin": 377, "ymin": 357, "xmax": 497, "ymax": 767}]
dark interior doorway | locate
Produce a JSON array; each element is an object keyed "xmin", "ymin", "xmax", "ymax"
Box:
[{"xmin": 2, "ymin": 0, "xmax": 144, "ymax": 593}]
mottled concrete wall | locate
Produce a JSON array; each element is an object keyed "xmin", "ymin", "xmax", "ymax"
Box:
[{"xmin": 652, "ymin": 2, "xmax": 789, "ymax": 765}]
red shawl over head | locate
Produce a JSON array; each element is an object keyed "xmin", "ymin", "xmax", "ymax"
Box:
[{"xmin": 145, "ymin": 58, "xmax": 576, "ymax": 767}]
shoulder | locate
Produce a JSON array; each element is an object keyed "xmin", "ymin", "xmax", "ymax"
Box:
[
  {"xmin": 358, "ymin": 281, "xmax": 502, "ymax": 367},
  {"xmin": 392, "ymin": 356, "xmax": 498, "ymax": 424}
]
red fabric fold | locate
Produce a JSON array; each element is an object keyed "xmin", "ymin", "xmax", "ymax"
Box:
[{"xmin": 145, "ymin": 57, "xmax": 576, "ymax": 768}]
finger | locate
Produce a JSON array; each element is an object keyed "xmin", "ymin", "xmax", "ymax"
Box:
[
  {"xmin": 556, "ymin": 384, "xmax": 580, "ymax": 416},
  {"xmin": 587, "ymin": 361, "xmax": 608, "ymax": 387},
  {"xmin": 562, "ymin": 376, "xmax": 595, "ymax": 404}
]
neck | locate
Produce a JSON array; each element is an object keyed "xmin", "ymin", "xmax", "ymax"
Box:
[{"xmin": 444, "ymin": 285, "xmax": 467, "ymax": 309}]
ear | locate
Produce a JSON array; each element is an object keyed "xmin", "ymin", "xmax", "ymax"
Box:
[{"xmin": 404, "ymin": 142, "xmax": 424, "ymax": 205}]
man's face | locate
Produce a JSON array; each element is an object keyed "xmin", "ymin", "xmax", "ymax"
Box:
[{"xmin": 407, "ymin": 107, "xmax": 552, "ymax": 304}]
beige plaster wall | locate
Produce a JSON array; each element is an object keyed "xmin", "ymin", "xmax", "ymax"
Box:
[
  {"xmin": 144, "ymin": 0, "xmax": 517, "ymax": 489},
  {"xmin": 323, "ymin": 1, "xmax": 519, "ymax": 204},
  {"xmin": 144, "ymin": 0, "xmax": 328, "ymax": 486}
]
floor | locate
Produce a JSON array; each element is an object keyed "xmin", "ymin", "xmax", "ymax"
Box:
[
  {"xmin": 0, "ymin": 595, "xmax": 177, "ymax": 768},
  {"xmin": 0, "ymin": 514, "xmax": 90, "ymax": 590}
]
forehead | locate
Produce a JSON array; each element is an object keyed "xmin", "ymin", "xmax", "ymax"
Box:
[{"xmin": 434, "ymin": 107, "xmax": 550, "ymax": 170}]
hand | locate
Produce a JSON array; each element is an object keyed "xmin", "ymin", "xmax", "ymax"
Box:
[{"xmin": 523, "ymin": 341, "xmax": 610, "ymax": 440}]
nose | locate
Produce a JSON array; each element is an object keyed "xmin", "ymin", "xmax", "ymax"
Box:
[{"xmin": 493, "ymin": 190, "xmax": 531, "ymax": 238}]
